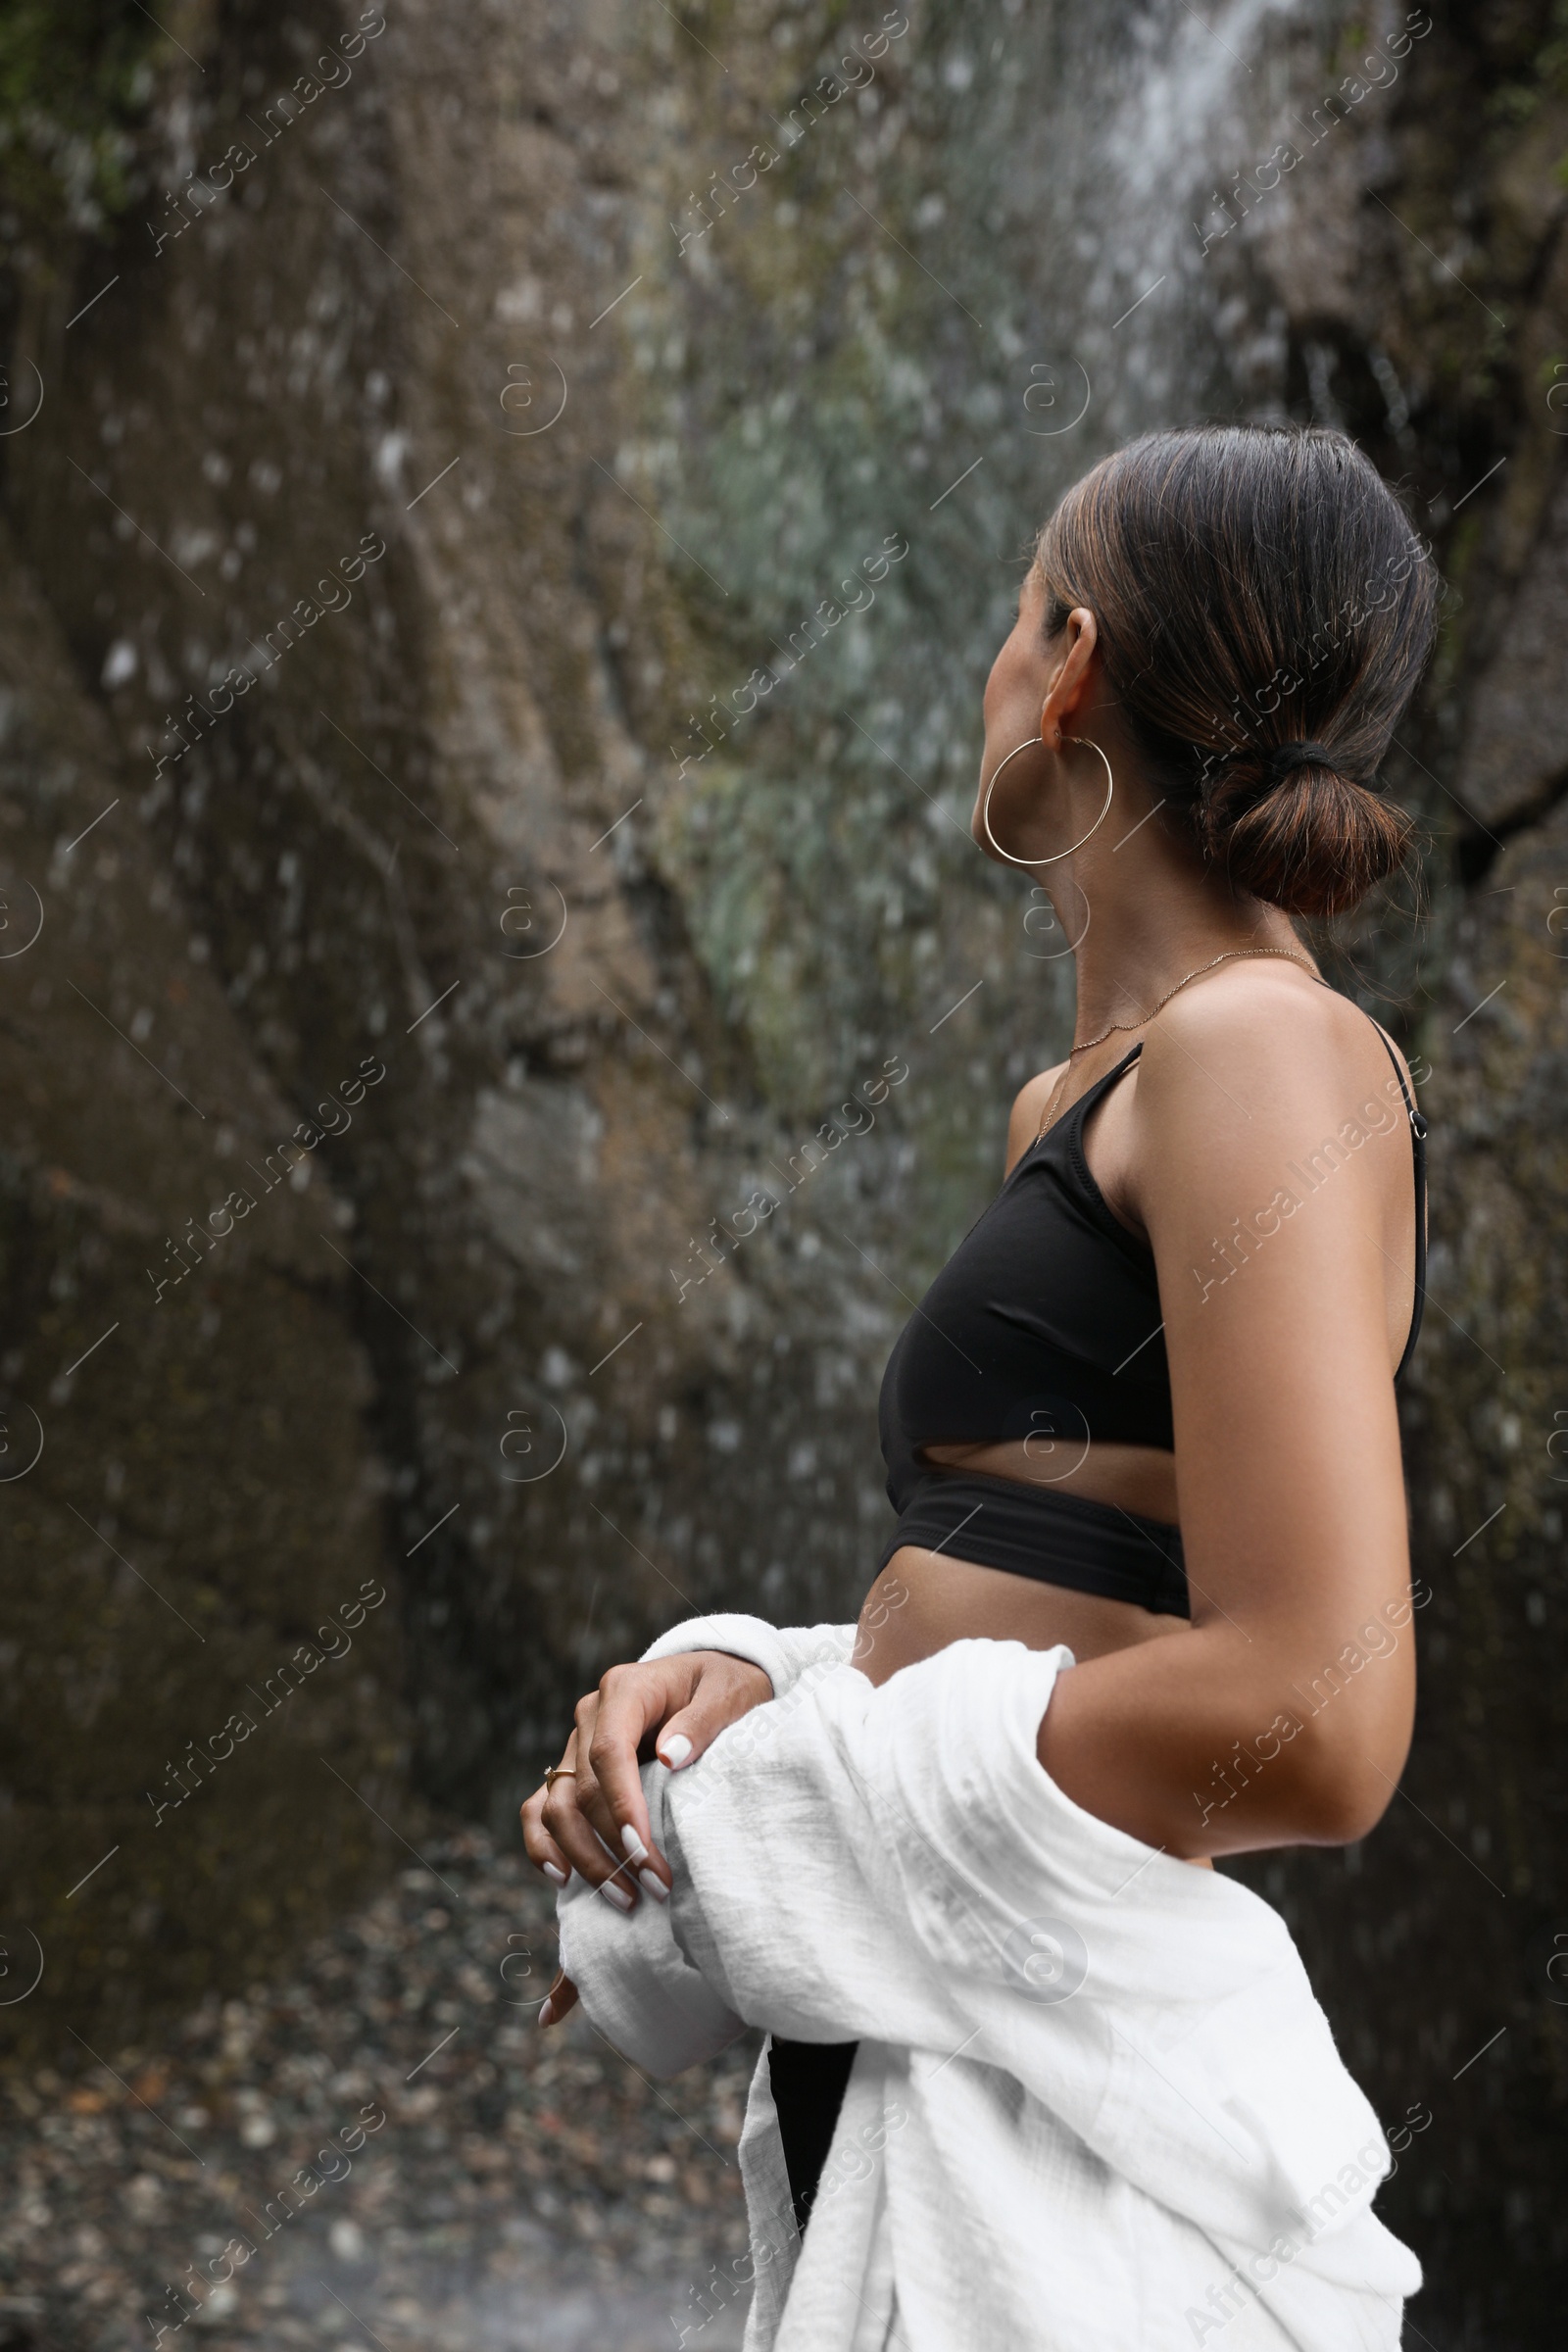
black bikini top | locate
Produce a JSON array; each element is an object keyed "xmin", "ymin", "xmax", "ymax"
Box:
[{"xmin": 878, "ymin": 1018, "xmax": 1428, "ymax": 1532}]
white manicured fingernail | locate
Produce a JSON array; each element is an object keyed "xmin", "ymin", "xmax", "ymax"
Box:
[
  {"xmin": 621, "ymin": 1824, "xmax": 649, "ymax": 1862},
  {"xmin": 542, "ymin": 1861, "xmax": 568, "ymax": 1887},
  {"xmin": 599, "ymin": 1880, "xmax": 634, "ymax": 1913},
  {"xmin": 638, "ymin": 1870, "xmax": 668, "ymax": 1903},
  {"xmin": 538, "ymin": 1996, "xmax": 555, "ymax": 2028},
  {"xmin": 660, "ymin": 1734, "xmax": 693, "ymax": 1769}
]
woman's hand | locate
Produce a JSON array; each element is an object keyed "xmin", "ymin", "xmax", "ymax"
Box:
[{"xmin": 520, "ymin": 1648, "xmax": 773, "ymax": 2026}]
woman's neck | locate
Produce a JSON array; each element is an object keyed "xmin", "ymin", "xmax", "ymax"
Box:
[{"xmin": 1037, "ymin": 776, "xmax": 1311, "ymax": 1049}]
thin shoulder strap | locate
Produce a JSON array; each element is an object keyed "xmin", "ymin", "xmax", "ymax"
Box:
[
  {"xmin": 1366, "ymin": 1016, "xmax": 1428, "ymax": 1384},
  {"xmin": 1025, "ymin": 1040, "xmax": 1144, "ymax": 1155}
]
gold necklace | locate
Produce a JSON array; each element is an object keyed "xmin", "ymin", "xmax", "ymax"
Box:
[{"xmin": 1033, "ymin": 946, "xmax": 1321, "ymax": 1140}]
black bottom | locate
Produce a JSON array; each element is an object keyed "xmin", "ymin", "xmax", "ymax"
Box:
[
  {"xmin": 768, "ymin": 2036, "xmax": 859, "ymax": 2233},
  {"xmin": 878, "ymin": 1470, "xmax": 1191, "ymax": 1618}
]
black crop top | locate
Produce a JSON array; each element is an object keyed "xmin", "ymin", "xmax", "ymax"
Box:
[{"xmin": 876, "ymin": 1019, "xmax": 1428, "ymax": 1617}]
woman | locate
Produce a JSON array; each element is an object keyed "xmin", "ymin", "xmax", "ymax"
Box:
[{"xmin": 521, "ymin": 423, "xmax": 1435, "ymax": 2348}]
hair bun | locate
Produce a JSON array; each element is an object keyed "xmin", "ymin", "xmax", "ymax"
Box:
[{"xmin": 1201, "ymin": 746, "xmax": 1411, "ymax": 920}]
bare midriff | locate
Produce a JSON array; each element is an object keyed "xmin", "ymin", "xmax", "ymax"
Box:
[
  {"xmin": 853, "ymin": 1437, "xmax": 1211, "ymax": 1861},
  {"xmin": 920, "ymin": 1437, "xmax": 1179, "ymax": 1524}
]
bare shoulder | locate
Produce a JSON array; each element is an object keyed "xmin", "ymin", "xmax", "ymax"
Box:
[
  {"xmin": 1005, "ymin": 1058, "xmax": 1070, "ymax": 1176},
  {"xmin": 1132, "ymin": 965, "xmax": 1408, "ymax": 1146},
  {"xmin": 1120, "ymin": 964, "xmax": 1422, "ymax": 1318}
]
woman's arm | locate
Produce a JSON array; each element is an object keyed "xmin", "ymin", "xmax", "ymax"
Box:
[{"xmin": 1036, "ymin": 974, "xmax": 1421, "ymax": 1858}]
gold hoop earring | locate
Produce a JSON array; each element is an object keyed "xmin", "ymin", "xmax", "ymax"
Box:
[{"xmin": 980, "ymin": 734, "xmax": 1114, "ymax": 868}]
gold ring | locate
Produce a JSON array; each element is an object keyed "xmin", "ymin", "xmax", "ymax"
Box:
[{"xmin": 544, "ymin": 1764, "xmax": 576, "ymax": 1791}]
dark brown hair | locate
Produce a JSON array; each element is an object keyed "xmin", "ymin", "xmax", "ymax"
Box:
[{"xmin": 1035, "ymin": 422, "xmax": 1438, "ymax": 917}]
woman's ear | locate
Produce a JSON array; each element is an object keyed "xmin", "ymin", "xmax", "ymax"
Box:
[{"xmin": 1041, "ymin": 607, "xmax": 1100, "ymax": 742}]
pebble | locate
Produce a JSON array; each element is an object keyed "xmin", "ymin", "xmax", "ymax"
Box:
[{"xmin": 0, "ymin": 1831, "xmax": 757, "ymax": 2348}]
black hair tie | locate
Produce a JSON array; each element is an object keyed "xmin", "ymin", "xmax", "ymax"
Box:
[
  {"xmin": 1263, "ymin": 740, "xmax": 1338, "ymax": 781},
  {"xmin": 1216, "ymin": 737, "xmax": 1373, "ymax": 825}
]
